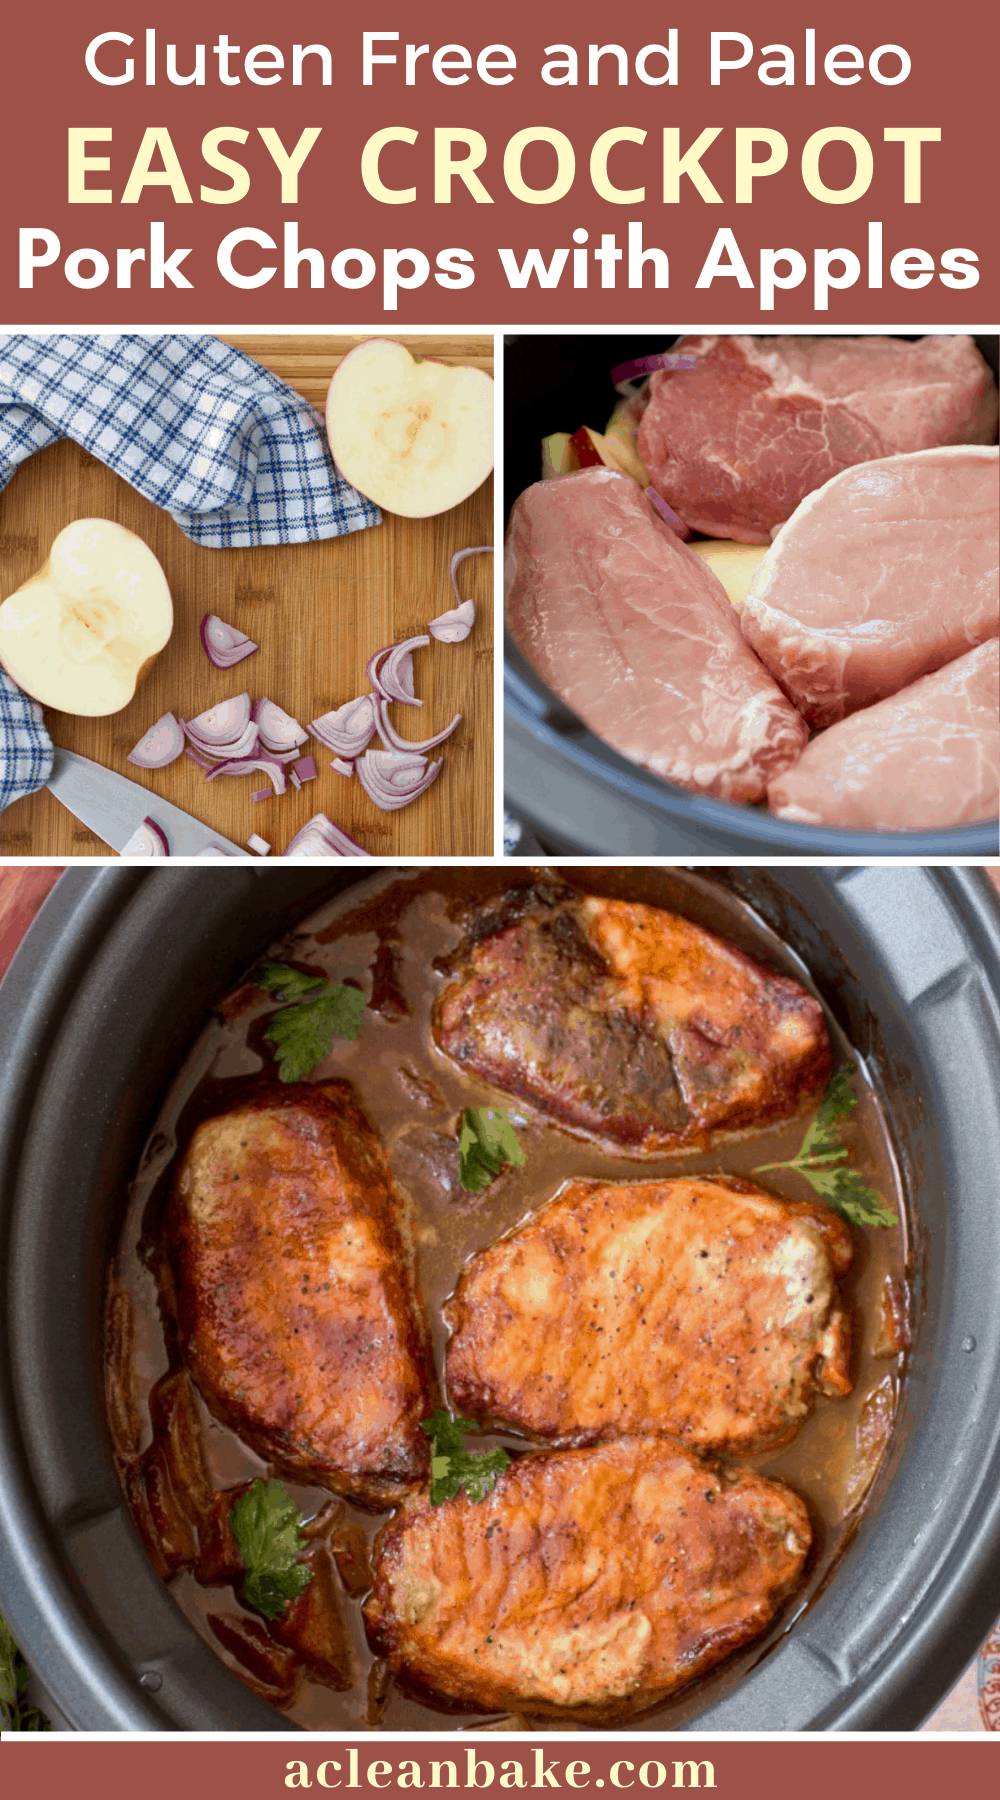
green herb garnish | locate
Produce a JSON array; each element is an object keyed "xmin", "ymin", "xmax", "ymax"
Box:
[
  {"xmin": 230, "ymin": 1479, "xmax": 314, "ymax": 1620},
  {"xmin": 263, "ymin": 982, "xmax": 367, "ymax": 1083},
  {"xmin": 0, "ymin": 1613, "xmax": 51, "ymax": 1731},
  {"xmin": 755, "ymin": 1063, "xmax": 896, "ymax": 1228},
  {"xmin": 458, "ymin": 1108, "xmax": 526, "ymax": 1193},
  {"xmin": 420, "ymin": 1410, "xmax": 510, "ymax": 1505},
  {"xmin": 254, "ymin": 960, "xmax": 328, "ymax": 1001}
]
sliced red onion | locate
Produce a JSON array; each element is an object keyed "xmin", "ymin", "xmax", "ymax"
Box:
[
  {"xmin": 186, "ymin": 693, "xmax": 252, "ymax": 745},
  {"xmin": 366, "ymin": 646, "xmax": 393, "ymax": 699},
  {"xmin": 251, "ymin": 788, "xmax": 273, "ymax": 802},
  {"xmin": 247, "ymin": 833, "xmax": 272, "ymax": 857},
  {"xmin": 379, "ymin": 635, "xmax": 429, "ymax": 706},
  {"xmin": 357, "ymin": 749, "xmax": 442, "ymax": 811},
  {"xmin": 646, "ymin": 488, "xmax": 692, "ymax": 540},
  {"xmin": 428, "ymin": 598, "xmax": 475, "ymax": 644},
  {"xmin": 375, "ymin": 697, "xmax": 461, "ymax": 756},
  {"xmin": 449, "ymin": 545, "xmax": 492, "ymax": 608},
  {"xmin": 201, "ymin": 614, "xmax": 258, "ymax": 669},
  {"xmin": 127, "ymin": 712, "xmax": 185, "ymax": 769},
  {"xmin": 289, "ymin": 767, "xmax": 302, "ymax": 790},
  {"xmin": 196, "ymin": 846, "xmax": 230, "ymax": 859},
  {"xmin": 331, "ymin": 757, "xmax": 354, "ymax": 778},
  {"xmin": 283, "ymin": 814, "xmax": 373, "ymax": 858},
  {"xmin": 184, "ymin": 745, "xmax": 214, "ymax": 772},
  {"xmin": 121, "ymin": 817, "xmax": 170, "ymax": 857},
  {"xmin": 205, "ymin": 753, "xmax": 287, "ymax": 796},
  {"xmin": 183, "ymin": 718, "xmax": 260, "ymax": 762},
  {"xmin": 296, "ymin": 755, "xmax": 317, "ymax": 781},
  {"xmin": 310, "ymin": 695, "xmax": 376, "ymax": 757},
  {"xmin": 252, "ymin": 697, "xmax": 308, "ymax": 753}
]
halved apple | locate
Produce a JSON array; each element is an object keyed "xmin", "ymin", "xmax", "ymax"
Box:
[
  {"xmin": 325, "ymin": 339, "xmax": 494, "ymax": 518},
  {"xmin": 0, "ymin": 518, "xmax": 172, "ymax": 716}
]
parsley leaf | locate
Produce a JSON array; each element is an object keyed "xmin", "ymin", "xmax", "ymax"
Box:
[
  {"xmin": 254, "ymin": 960, "xmax": 328, "ymax": 1000},
  {"xmin": 0, "ymin": 1613, "xmax": 52, "ymax": 1731},
  {"xmin": 420, "ymin": 1409, "xmax": 510, "ymax": 1505},
  {"xmin": 458, "ymin": 1108, "xmax": 526, "ymax": 1193},
  {"xmin": 264, "ymin": 983, "xmax": 367, "ymax": 1083},
  {"xmin": 230, "ymin": 1479, "xmax": 314, "ymax": 1621},
  {"xmin": 755, "ymin": 1062, "xmax": 896, "ymax": 1228}
]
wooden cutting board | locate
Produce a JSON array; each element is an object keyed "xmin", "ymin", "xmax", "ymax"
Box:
[{"xmin": 0, "ymin": 334, "xmax": 493, "ymax": 858}]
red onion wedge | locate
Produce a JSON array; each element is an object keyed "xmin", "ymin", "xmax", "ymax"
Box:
[
  {"xmin": 121, "ymin": 817, "xmax": 170, "ymax": 857},
  {"xmin": 205, "ymin": 753, "xmax": 287, "ymax": 796},
  {"xmin": 296, "ymin": 755, "xmax": 317, "ymax": 781},
  {"xmin": 247, "ymin": 833, "xmax": 272, "ymax": 857},
  {"xmin": 184, "ymin": 745, "xmax": 214, "ymax": 772},
  {"xmin": 183, "ymin": 718, "xmax": 260, "ymax": 762},
  {"xmin": 201, "ymin": 614, "xmax": 258, "ymax": 669},
  {"xmin": 379, "ymin": 635, "xmax": 429, "ymax": 706},
  {"xmin": 646, "ymin": 488, "xmax": 691, "ymax": 540},
  {"xmin": 428, "ymin": 598, "xmax": 475, "ymax": 644},
  {"xmin": 310, "ymin": 696, "xmax": 376, "ymax": 757},
  {"xmin": 331, "ymin": 757, "xmax": 354, "ymax": 778},
  {"xmin": 357, "ymin": 749, "xmax": 442, "ymax": 811},
  {"xmin": 186, "ymin": 693, "xmax": 252, "ymax": 744},
  {"xmin": 127, "ymin": 712, "xmax": 185, "ymax": 769},
  {"xmin": 252, "ymin": 697, "xmax": 308, "ymax": 753},
  {"xmin": 449, "ymin": 545, "xmax": 492, "ymax": 605},
  {"xmin": 283, "ymin": 815, "xmax": 373, "ymax": 858},
  {"xmin": 375, "ymin": 697, "xmax": 461, "ymax": 755}
]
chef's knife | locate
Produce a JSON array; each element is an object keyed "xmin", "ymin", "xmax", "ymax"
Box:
[{"xmin": 46, "ymin": 748, "xmax": 253, "ymax": 858}]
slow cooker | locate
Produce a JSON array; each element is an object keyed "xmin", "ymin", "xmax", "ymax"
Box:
[
  {"xmin": 1, "ymin": 865, "xmax": 999, "ymax": 1731},
  {"xmin": 503, "ymin": 334, "xmax": 1000, "ymax": 857}
]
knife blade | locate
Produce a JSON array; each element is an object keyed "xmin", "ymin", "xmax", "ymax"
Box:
[{"xmin": 46, "ymin": 749, "xmax": 253, "ymax": 858}]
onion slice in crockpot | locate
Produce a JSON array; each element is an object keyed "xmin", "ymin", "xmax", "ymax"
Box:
[
  {"xmin": 127, "ymin": 713, "xmax": 185, "ymax": 769},
  {"xmin": 310, "ymin": 696, "xmax": 377, "ymax": 758},
  {"xmin": 357, "ymin": 748, "xmax": 442, "ymax": 810},
  {"xmin": 252, "ymin": 698, "xmax": 308, "ymax": 754},
  {"xmin": 121, "ymin": 817, "xmax": 170, "ymax": 857},
  {"xmin": 283, "ymin": 814, "xmax": 373, "ymax": 857},
  {"xmin": 201, "ymin": 614, "xmax": 258, "ymax": 669},
  {"xmin": 374, "ymin": 697, "xmax": 461, "ymax": 755}
]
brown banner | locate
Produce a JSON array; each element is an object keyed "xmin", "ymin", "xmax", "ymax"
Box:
[{"xmin": 1, "ymin": 0, "xmax": 995, "ymax": 325}]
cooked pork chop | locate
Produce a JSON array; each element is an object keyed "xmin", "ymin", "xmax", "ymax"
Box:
[
  {"xmin": 445, "ymin": 1175, "xmax": 852, "ymax": 1455},
  {"xmin": 433, "ymin": 888, "xmax": 830, "ymax": 1153},
  {"xmin": 637, "ymin": 335, "xmax": 999, "ymax": 543},
  {"xmin": 166, "ymin": 1082, "xmax": 433, "ymax": 1503},
  {"xmin": 364, "ymin": 1436, "xmax": 811, "ymax": 1716}
]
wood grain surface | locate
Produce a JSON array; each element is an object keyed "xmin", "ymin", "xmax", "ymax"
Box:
[{"xmin": 0, "ymin": 334, "xmax": 493, "ymax": 858}]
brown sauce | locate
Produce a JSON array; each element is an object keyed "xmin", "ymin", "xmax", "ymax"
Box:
[{"xmin": 104, "ymin": 868, "xmax": 910, "ymax": 1731}]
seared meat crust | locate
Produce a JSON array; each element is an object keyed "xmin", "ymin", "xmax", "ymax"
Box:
[
  {"xmin": 166, "ymin": 1081, "xmax": 433, "ymax": 1503},
  {"xmin": 364, "ymin": 1436, "xmax": 811, "ymax": 1716},
  {"xmin": 433, "ymin": 892, "xmax": 830, "ymax": 1153},
  {"xmin": 445, "ymin": 1176, "xmax": 853, "ymax": 1455}
]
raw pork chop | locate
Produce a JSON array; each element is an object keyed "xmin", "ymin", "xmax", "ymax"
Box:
[
  {"xmin": 166, "ymin": 1082, "xmax": 433, "ymax": 1503},
  {"xmin": 768, "ymin": 638, "xmax": 1000, "ymax": 831},
  {"xmin": 433, "ymin": 885, "xmax": 830, "ymax": 1153},
  {"xmin": 505, "ymin": 466, "xmax": 807, "ymax": 802},
  {"xmin": 637, "ymin": 334, "xmax": 999, "ymax": 542},
  {"xmin": 740, "ymin": 446, "xmax": 999, "ymax": 725},
  {"xmin": 445, "ymin": 1174, "xmax": 853, "ymax": 1455},
  {"xmin": 364, "ymin": 1436, "xmax": 811, "ymax": 1715}
]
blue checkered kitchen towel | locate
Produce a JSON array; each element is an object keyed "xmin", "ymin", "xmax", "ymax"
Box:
[
  {"xmin": 0, "ymin": 334, "xmax": 382, "ymax": 809},
  {"xmin": 0, "ymin": 334, "xmax": 381, "ymax": 547}
]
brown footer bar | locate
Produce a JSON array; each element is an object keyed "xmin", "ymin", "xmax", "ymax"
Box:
[{"xmin": 1, "ymin": 1740, "xmax": 993, "ymax": 1799}]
